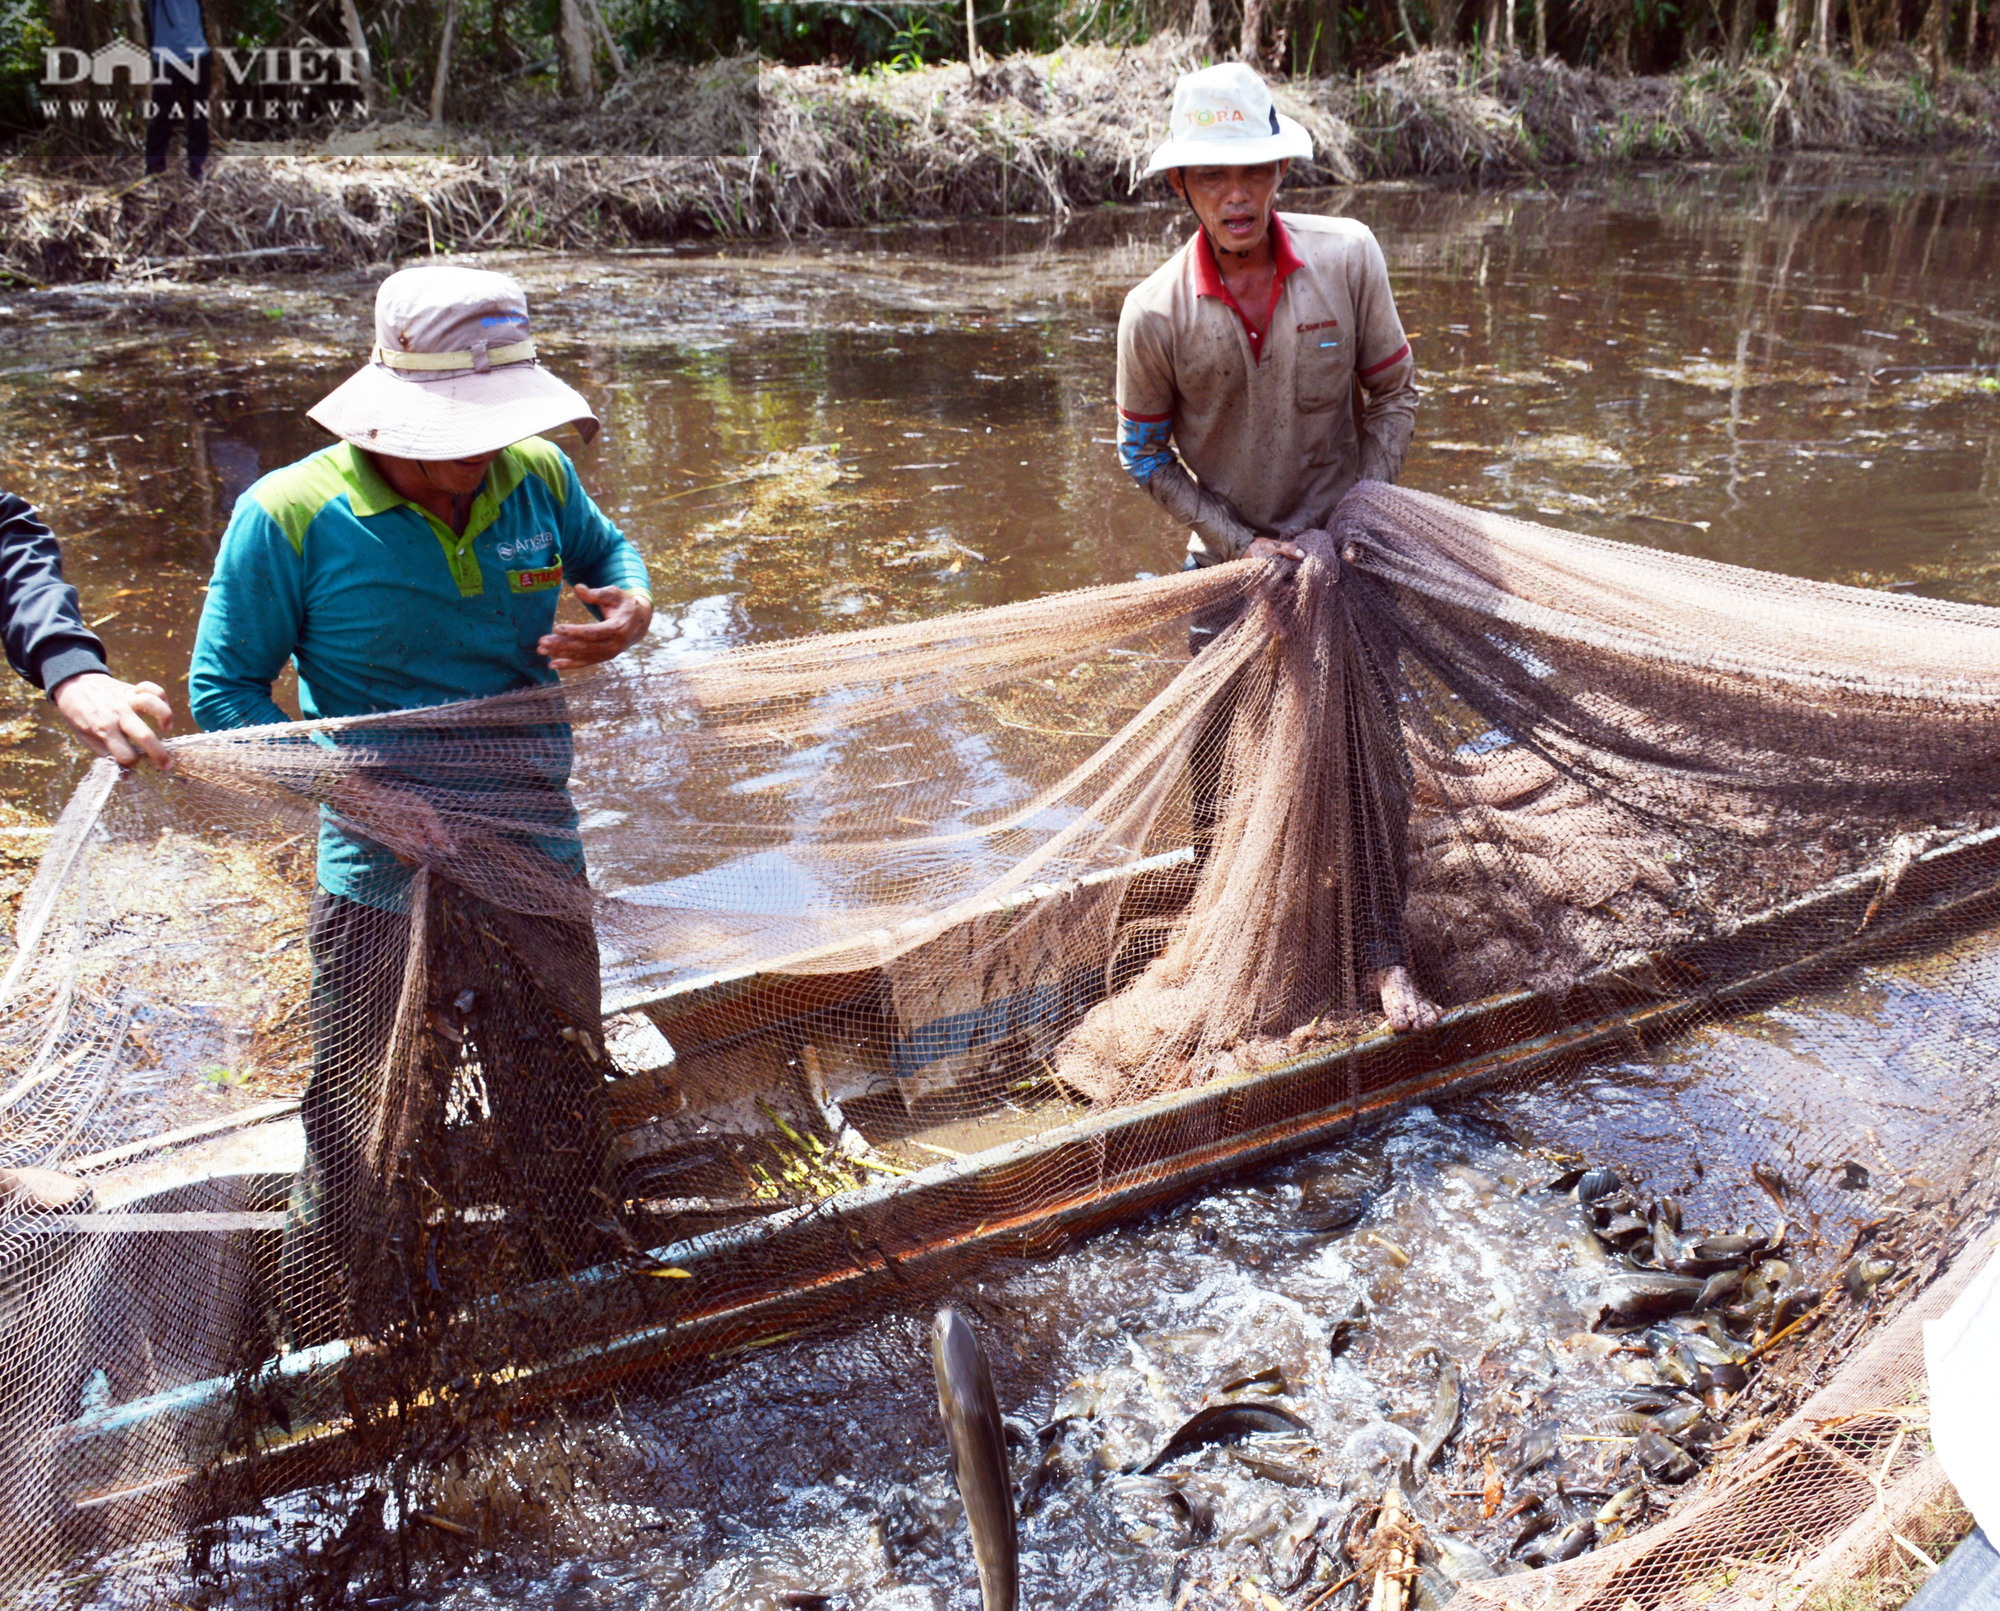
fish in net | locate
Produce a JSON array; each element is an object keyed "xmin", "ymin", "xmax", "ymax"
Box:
[{"xmin": 0, "ymin": 482, "xmax": 1996, "ymax": 1603}]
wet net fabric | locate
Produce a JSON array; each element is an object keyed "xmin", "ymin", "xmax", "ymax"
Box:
[{"xmin": 1, "ymin": 481, "xmax": 1998, "ymax": 1603}]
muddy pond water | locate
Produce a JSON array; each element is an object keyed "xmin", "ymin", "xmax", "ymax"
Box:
[{"xmin": 5, "ymin": 155, "xmax": 2000, "ymax": 1609}]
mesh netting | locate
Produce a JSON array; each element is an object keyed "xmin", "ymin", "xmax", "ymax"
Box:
[{"xmin": 2, "ymin": 481, "xmax": 1998, "ymax": 1603}]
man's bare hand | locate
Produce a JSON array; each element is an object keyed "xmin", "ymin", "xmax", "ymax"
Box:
[
  {"xmin": 50, "ymin": 673, "xmax": 174, "ymax": 770},
  {"xmin": 538, "ymin": 584, "xmax": 654, "ymax": 671},
  {"xmin": 1243, "ymin": 536, "xmax": 1307, "ymax": 562}
]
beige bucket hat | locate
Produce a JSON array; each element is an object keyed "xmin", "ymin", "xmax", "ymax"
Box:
[
  {"xmin": 308, "ymin": 266, "xmax": 599, "ymax": 460},
  {"xmin": 1144, "ymin": 62, "xmax": 1313, "ymax": 177}
]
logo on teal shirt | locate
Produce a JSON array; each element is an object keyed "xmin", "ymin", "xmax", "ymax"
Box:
[
  {"xmin": 500, "ymin": 530, "xmax": 561, "ymax": 592},
  {"xmin": 497, "ymin": 531, "xmax": 556, "ymax": 565}
]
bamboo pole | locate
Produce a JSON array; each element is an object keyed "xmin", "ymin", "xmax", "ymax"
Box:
[{"xmin": 429, "ymin": 0, "xmax": 458, "ymax": 125}]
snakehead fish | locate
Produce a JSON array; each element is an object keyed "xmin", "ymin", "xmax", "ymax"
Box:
[{"xmin": 931, "ymin": 1308, "xmax": 1019, "ymax": 1611}]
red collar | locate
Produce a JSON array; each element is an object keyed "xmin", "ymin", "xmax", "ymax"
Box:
[{"xmin": 1192, "ymin": 213, "xmax": 1302, "ymax": 362}]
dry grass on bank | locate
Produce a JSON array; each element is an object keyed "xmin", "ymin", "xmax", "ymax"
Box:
[
  {"xmin": 1803, "ymin": 1494, "xmax": 1976, "ymax": 1611},
  {"xmin": 3, "ymin": 39, "xmax": 1997, "ymax": 284}
]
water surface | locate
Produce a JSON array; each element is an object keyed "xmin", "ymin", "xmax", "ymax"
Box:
[
  {"xmin": 2, "ymin": 155, "xmax": 1997, "ymax": 819},
  {"xmin": 7, "ymin": 155, "xmax": 2000, "ymax": 1610}
]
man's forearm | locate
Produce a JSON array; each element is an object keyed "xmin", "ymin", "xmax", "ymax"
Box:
[
  {"xmin": 1357, "ymin": 382, "xmax": 1417, "ymax": 485},
  {"xmin": 188, "ymin": 677, "xmax": 293, "ymax": 733},
  {"xmin": 0, "ymin": 493, "xmax": 110, "ymax": 693},
  {"xmin": 1143, "ymin": 460, "xmax": 1263, "ymax": 563}
]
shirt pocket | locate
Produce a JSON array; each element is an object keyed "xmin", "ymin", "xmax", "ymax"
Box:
[
  {"xmin": 1294, "ymin": 320, "xmax": 1353, "ymax": 413},
  {"xmin": 504, "ymin": 554, "xmax": 566, "ymax": 659}
]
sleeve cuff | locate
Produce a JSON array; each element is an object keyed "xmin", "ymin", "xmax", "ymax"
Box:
[{"xmin": 37, "ymin": 644, "xmax": 111, "ymax": 697}]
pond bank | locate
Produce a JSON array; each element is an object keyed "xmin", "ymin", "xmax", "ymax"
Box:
[{"xmin": 4, "ymin": 40, "xmax": 1999, "ymax": 285}]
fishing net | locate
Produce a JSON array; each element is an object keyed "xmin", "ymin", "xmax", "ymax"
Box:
[{"xmin": 1, "ymin": 480, "xmax": 1997, "ymax": 1604}]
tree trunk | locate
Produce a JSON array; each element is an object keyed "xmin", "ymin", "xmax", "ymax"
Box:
[
  {"xmin": 1192, "ymin": 0, "xmax": 1217, "ymax": 52},
  {"xmin": 340, "ymin": 0, "xmax": 374, "ymax": 115},
  {"xmin": 1813, "ymin": 0, "xmax": 1833, "ymax": 53},
  {"xmin": 429, "ymin": 0, "xmax": 457, "ymax": 124},
  {"xmin": 966, "ymin": 0, "xmax": 984, "ymax": 72},
  {"xmin": 123, "ymin": 0, "xmax": 147, "ymax": 124},
  {"xmin": 45, "ymin": 0, "xmax": 81, "ymax": 51},
  {"xmin": 1502, "ymin": 0, "xmax": 1516, "ymax": 51},
  {"xmin": 1533, "ymin": 0, "xmax": 1547, "ymax": 54},
  {"xmin": 580, "ymin": 0, "xmax": 626, "ymax": 77},
  {"xmin": 1963, "ymin": 0, "xmax": 1977, "ymax": 63},
  {"xmin": 1239, "ymin": 0, "xmax": 1267, "ymax": 64},
  {"xmin": 559, "ymin": 0, "xmax": 597, "ymax": 102},
  {"xmin": 1728, "ymin": 0, "xmax": 1750, "ymax": 61},
  {"xmin": 1774, "ymin": 0, "xmax": 1796, "ymax": 55}
]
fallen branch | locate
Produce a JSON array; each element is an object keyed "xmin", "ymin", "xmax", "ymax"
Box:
[{"xmin": 136, "ymin": 243, "xmax": 328, "ymax": 269}]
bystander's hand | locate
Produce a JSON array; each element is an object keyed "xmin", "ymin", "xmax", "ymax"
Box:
[
  {"xmin": 1243, "ymin": 536, "xmax": 1306, "ymax": 562},
  {"xmin": 49, "ymin": 672, "xmax": 174, "ymax": 770},
  {"xmin": 537, "ymin": 584, "xmax": 654, "ymax": 671}
]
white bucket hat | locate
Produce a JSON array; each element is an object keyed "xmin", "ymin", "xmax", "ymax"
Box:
[
  {"xmin": 308, "ymin": 265, "xmax": 600, "ymax": 460},
  {"xmin": 1144, "ymin": 62, "xmax": 1314, "ymax": 178}
]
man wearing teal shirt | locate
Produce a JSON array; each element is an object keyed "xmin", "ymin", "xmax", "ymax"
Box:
[{"xmin": 190, "ymin": 266, "xmax": 653, "ymax": 1343}]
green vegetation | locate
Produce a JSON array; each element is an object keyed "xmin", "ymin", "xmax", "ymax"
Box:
[
  {"xmin": 0, "ymin": 0, "xmax": 1993, "ymax": 276},
  {"xmin": 3, "ymin": 0, "xmax": 1996, "ymax": 143}
]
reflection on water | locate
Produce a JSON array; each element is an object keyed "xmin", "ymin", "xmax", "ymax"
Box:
[
  {"xmin": 1, "ymin": 157, "xmax": 1997, "ymax": 823},
  {"xmin": 7, "ymin": 156, "xmax": 2000, "ymax": 1609}
]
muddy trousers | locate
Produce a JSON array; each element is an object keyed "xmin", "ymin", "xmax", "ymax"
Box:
[{"xmin": 279, "ymin": 878, "xmax": 609, "ymax": 1346}]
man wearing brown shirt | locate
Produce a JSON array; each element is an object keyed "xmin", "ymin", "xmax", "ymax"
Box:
[{"xmin": 1116, "ymin": 63, "xmax": 1437, "ymax": 1031}]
